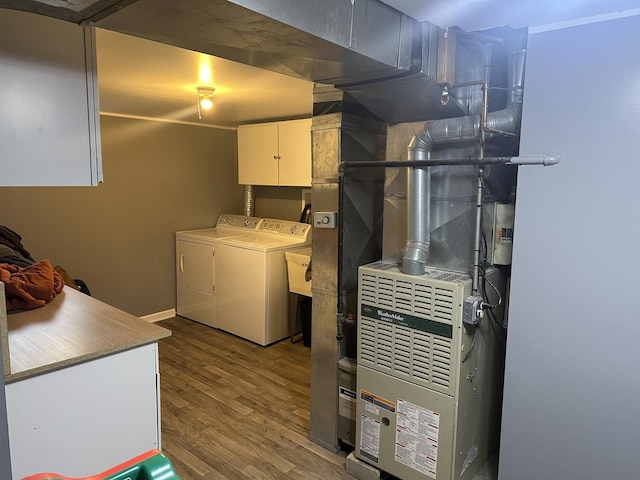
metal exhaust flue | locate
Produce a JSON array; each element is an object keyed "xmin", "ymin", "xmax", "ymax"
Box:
[{"xmin": 401, "ymin": 44, "xmax": 526, "ymax": 275}]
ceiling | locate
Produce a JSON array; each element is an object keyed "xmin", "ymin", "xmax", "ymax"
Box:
[
  {"xmin": 96, "ymin": 28, "xmax": 314, "ymax": 128},
  {"xmin": 89, "ymin": 0, "xmax": 640, "ymax": 128}
]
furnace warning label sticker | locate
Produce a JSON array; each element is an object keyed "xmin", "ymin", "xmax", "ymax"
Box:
[
  {"xmin": 360, "ymin": 389, "xmax": 396, "ymax": 413},
  {"xmin": 394, "ymin": 399, "xmax": 440, "ymax": 479},
  {"xmin": 359, "ymin": 415, "xmax": 380, "ymax": 464}
]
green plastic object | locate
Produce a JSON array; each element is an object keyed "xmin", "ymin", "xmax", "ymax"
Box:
[
  {"xmin": 102, "ymin": 451, "xmax": 179, "ymax": 480},
  {"xmin": 21, "ymin": 450, "xmax": 180, "ymax": 480}
]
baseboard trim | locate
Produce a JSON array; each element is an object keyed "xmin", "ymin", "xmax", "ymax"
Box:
[{"xmin": 140, "ymin": 309, "xmax": 176, "ymax": 323}]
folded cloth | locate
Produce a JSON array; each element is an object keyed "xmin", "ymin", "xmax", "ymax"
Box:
[
  {"xmin": 0, "ymin": 225, "xmax": 35, "ymax": 262},
  {"xmin": 0, "ymin": 259, "xmax": 65, "ymax": 312},
  {"xmin": 0, "ymin": 244, "xmax": 35, "ymax": 268}
]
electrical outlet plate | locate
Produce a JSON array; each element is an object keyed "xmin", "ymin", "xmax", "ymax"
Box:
[{"xmin": 314, "ymin": 212, "xmax": 337, "ymax": 228}]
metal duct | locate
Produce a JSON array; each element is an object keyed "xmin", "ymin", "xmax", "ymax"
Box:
[
  {"xmin": 92, "ymin": 0, "xmax": 473, "ymax": 124},
  {"xmin": 243, "ymin": 184, "xmax": 255, "ymax": 217},
  {"xmin": 4, "ymin": 0, "xmax": 478, "ymax": 124},
  {"xmin": 336, "ymin": 22, "xmax": 471, "ymax": 123},
  {"xmin": 94, "ymin": 0, "xmax": 422, "ymax": 87},
  {"xmin": 401, "ymin": 42, "xmax": 525, "ymax": 275}
]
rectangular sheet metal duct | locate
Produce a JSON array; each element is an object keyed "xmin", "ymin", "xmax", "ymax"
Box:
[
  {"xmin": 6, "ymin": 0, "xmax": 475, "ymax": 122},
  {"xmin": 95, "ymin": 0, "xmax": 420, "ymax": 86}
]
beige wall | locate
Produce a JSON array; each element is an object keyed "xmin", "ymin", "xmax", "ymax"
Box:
[
  {"xmin": 0, "ymin": 115, "xmax": 243, "ymax": 316},
  {"xmin": 253, "ymin": 185, "xmax": 309, "ymax": 221}
]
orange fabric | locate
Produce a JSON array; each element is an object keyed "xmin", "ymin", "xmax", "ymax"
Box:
[{"xmin": 0, "ymin": 259, "xmax": 65, "ymax": 312}]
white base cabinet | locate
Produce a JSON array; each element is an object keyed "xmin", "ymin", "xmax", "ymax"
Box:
[
  {"xmin": 5, "ymin": 344, "xmax": 160, "ymax": 479},
  {"xmin": 238, "ymin": 118, "xmax": 311, "ymax": 186}
]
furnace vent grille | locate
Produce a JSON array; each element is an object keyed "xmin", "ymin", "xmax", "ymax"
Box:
[
  {"xmin": 360, "ymin": 273, "xmax": 457, "ymax": 325},
  {"xmin": 359, "ymin": 317, "xmax": 453, "ymax": 394},
  {"xmin": 358, "ymin": 264, "xmax": 469, "ymax": 396}
]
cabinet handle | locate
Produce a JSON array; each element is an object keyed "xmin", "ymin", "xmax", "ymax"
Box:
[
  {"xmin": 180, "ymin": 254, "xmax": 184, "ymax": 272},
  {"xmin": 273, "ymin": 155, "xmax": 279, "ymax": 160}
]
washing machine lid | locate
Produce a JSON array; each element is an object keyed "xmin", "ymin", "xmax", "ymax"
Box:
[
  {"xmin": 216, "ymin": 218, "xmax": 311, "ymax": 251},
  {"xmin": 217, "ymin": 234, "xmax": 309, "ymax": 251}
]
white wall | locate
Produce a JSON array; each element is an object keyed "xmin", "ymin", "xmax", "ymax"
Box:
[{"xmin": 499, "ymin": 14, "xmax": 640, "ymax": 480}]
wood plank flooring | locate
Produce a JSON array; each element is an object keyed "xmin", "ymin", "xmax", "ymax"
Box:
[{"xmin": 157, "ymin": 317, "xmax": 355, "ymax": 480}]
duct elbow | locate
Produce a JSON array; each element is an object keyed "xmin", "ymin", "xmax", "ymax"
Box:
[
  {"xmin": 408, "ymin": 115, "xmax": 482, "ymax": 160},
  {"xmin": 407, "ymin": 129, "xmax": 433, "ymax": 161},
  {"xmin": 486, "ymin": 102, "xmax": 522, "ymax": 137}
]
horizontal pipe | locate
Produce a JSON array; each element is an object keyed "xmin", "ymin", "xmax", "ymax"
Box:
[
  {"xmin": 339, "ymin": 155, "xmax": 560, "ymax": 171},
  {"xmin": 511, "ymin": 154, "xmax": 561, "ymax": 165},
  {"xmin": 340, "ymin": 157, "xmax": 513, "ymax": 170}
]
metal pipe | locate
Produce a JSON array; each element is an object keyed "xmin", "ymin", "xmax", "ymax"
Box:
[
  {"xmin": 402, "ymin": 43, "xmax": 526, "ymax": 276},
  {"xmin": 340, "ymin": 157, "xmax": 515, "ymax": 169},
  {"xmin": 472, "ymin": 65, "xmax": 490, "ymax": 294},
  {"xmin": 472, "ymin": 166, "xmax": 484, "ymax": 295},
  {"xmin": 339, "ymin": 155, "xmax": 559, "ymax": 170},
  {"xmin": 403, "ymin": 165, "xmax": 431, "ymax": 275}
]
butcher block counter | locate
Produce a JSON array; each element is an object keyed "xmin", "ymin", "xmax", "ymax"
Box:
[
  {"xmin": 3, "ymin": 285, "xmax": 170, "ymax": 383},
  {"xmin": 0, "ymin": 283, "xmax": 172, "ymax": 479}
]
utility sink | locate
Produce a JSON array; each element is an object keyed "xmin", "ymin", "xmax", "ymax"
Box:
[{"xmin": 285, "ymin": 247, "xmax": 312, "ymax": 297}]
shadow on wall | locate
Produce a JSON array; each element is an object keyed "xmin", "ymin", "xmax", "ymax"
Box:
[{"xmin": 253, "ymin": 186, "xmax": 308, "ymax": 221}]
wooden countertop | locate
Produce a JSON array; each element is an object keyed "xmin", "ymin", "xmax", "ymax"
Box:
[{"xmin": 4, "ymin": 286, "xmax": 171, "ymax": 384}]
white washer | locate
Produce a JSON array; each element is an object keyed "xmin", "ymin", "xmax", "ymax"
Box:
[
  {"xmin": 216, "ymin": 218, "xmax": 312, "ymax": 346},
  {"xmin": 176, "ymin": 214, "xmax": 262, "ymax": 328}
]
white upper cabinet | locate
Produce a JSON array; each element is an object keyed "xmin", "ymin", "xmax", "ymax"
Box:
[
  {"xmin": 238, "ymin": 118, "xmax": 311, "ymax": 187},
  {"xmin": 0, "ymin": 10, "xmax": 102, "ymax": 186}
]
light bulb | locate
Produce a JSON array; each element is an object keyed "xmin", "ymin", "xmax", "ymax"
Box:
[
  {"xmin": 200, "ymin": 96, "xmax": 213, "ymax": 110},
  {"xmin": 196, "ymin": 86, "xmax": 215, "ymax": 119}
]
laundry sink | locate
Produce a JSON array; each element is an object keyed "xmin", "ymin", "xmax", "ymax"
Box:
[{"xmin": 285, "ymin": 247, "xmax": 312, "ymax": 297}]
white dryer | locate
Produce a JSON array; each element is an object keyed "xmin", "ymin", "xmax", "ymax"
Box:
[
  {"xmin": 176, "ymin": 214, "xmax": 262, "ymax": 328},
  {"xmin": 216, "ymin": 218, "xmax": 312, "ymax": 346}
]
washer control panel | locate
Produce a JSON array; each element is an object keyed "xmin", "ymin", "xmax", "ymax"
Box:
[{"xmin": 259, "ymin": 219, "xmax": 311, "ymax": 239}]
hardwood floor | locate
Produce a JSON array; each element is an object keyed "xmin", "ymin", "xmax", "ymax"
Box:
[{"xmin": 157, "ymin": 317, "xmax": 355, "ymax": 480}]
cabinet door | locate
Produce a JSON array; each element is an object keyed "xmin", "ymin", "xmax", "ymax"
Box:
[
  {"xmin": 237, "ymin": 123, "xmax": 279, "ymax": 185},
  {"xmin": 0, "ymin": 10, "xmax": 102, "ymax": 186},
  {"xmin": 278, "ymin": 118, "xmax": 312, "ymax": 187},
  {"xmin": 6, "ymin": 344, "xmax": 160, "ymax": 479}
]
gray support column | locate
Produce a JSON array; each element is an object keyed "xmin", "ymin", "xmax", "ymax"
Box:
[
  {"xmin": 309, "ymin": 111, "xmax": 342, "ymax": 452},
  {"xmin": 309, "ymin": 85, "xmax": 386, "ymax": 451}
]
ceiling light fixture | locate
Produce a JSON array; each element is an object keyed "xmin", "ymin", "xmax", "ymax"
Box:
[{"xmin": 196, "ymin": 86, "xmax": 215, "ymax": 119}]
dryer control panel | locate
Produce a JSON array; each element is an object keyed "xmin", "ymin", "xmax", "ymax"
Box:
[{"xmin": 216, "ymin": 214, "xmax": 262, "ymax": 230}]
